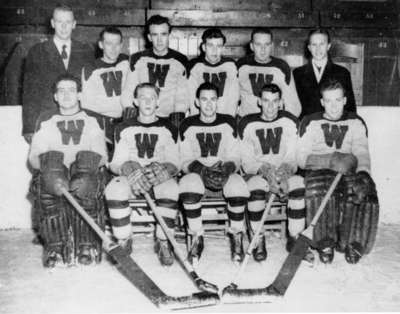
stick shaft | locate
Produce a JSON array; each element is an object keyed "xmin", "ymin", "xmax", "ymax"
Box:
[
  {"xmin": 309, "ymin": 173, "xmax": 342, "ymax": 227},
  {"xmin": 231, "ymin": 193, "xmax": 276, "ymax": 285},
  {"xmin": 143, "ymin": 192, "xmax": 195, "ymax": 273},
  {"xmin": 61, "ymin": 187, "xmax": 113, "ymax": 249}
]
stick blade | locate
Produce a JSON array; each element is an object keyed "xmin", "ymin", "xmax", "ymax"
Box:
[
  {"xmin": 268, "ymin": 234, "xmax": 312, "ymax": 295},
  {"xmin": 221, "ymin": 285, "xmax": 281, "ymax": 304},
  {"xmin": 158, "ymin": 292, "xmax": 220, "ymax": 310}
]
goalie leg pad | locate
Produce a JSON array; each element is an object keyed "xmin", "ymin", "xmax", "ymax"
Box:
[
  {"xmin": 70, "ymin": 170, "xmax": 105, "ymax": 264},
  {"xmin": 305, "ymin": 170, "xmax": 344, "ymax": 250},
  {"xmin": 38, "ymin": 178, "xmax": 74, "ymax": 266}
]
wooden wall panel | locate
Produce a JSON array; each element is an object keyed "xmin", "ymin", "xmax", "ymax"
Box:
[
  {"xmin": 151, "ymin": 0, "xmax": 312, "ymax": 12},
  {"xmin": 148, "ymin": 9, "xmax": 318, "ymax": 27},
  {"xmin": 320, "ymin": 10, "xmax": 398, "ymax": 28}
]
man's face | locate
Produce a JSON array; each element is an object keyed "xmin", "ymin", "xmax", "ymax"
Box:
[
  {"xmin": 54, "ymin": 80, "xmax": 80, "ymax": 111},
  {"xmin": 259, "ymin": 91, "xmax": 281, "ymax": 121},
  {"xmin": 321, "ymin": 88, "xmax": 347, "ymax": 120},
  {"xmin": 99, "ymin": 32, "xmax": 122, "ymax": 63},
  {"xmin": 136, "ymin": 87, "xmax": 158, "ymax": 117},
  {"xmin": 51, "ymin": 9, "xmax": 76, "ymax": 41},
  {"xmin": 198, "ymin": 89, "xmax": 218, "ymax": 119},
  {"xmin": 308, "ymin": 33, "xmax": 331, "ymax": 62},
  {"xmin": 250, "ymin": 33, "xmax": 273, "ymax": 63},
  {"xmin": 147, "ymin": 23, "xmax": 170, "ymax": 56},
  {"xmin": 203, "ymin": 37, "xmax": 224, "ymax": 64}
]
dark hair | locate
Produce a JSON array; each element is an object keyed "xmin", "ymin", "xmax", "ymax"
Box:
[
  {"xmin": 202, "ymin": 28, "xmax": 226, "ymax": 45},
  {"xmin": 307, "ymin": 28, "xmax": 331, "ymax": 45},
  {"xmin": 99, "ymin": 26, "xmax": 122, "ymax": 42},
  {"xmin": 251, "ymin": 27, "xmax": 273, "ymax": 42},
  {"xmin": 320, "ymin": 79, "xmax": 346, "ymax": 97},
  {"xmin": 53, "ymin": 73, "xmax": 81, "ymax": 93},
  {"xmin": 260, "ymin": 83, "xmax": 282, "ymax": 99},
  {"xmin": 53, "ymin": 4, "xmax": 74, "ymax": 17},
  {"xmin": 134, "ymin": 82, "xmax": 160, "ymax": 98},
  {"xmin": 196, "ymin": 82, "xmax": 219, "ymax": 99},
  {"xmin": 146, "ymin": 15, "xmax": 171, "ymax": 35}
]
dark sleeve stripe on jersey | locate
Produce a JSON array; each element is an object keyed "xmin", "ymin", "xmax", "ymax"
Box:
[
  {"xmin": 129, "ymin": 50, "xmax": 151, "ymax": 72},
  {"xmin": 299, "ymin": 111, "xmax": 368, "ymax": 137},
  {"xmin": 237, "ymin": 113, "xmax": 261, "ymax": 139},
  {"xmin": 84, "ymin": 54, "xmax": 129, "ymax": 80},
  {"xmin": 114, "ymin": 117, "xmax": 178, "ymax": 143},
  {"xmin": 236, "ymin": 55, "xmax": 291, "ymax": 85},
  {"xmin": 34, "ymin": 108, "xmax": 60, "ymax": 132},
  {"xmin": 299, "ymin": 112, "xmax": 324, "ymax": 137},
  {"xmin": 82, "ymin": 109, "xmax": 108, "ymax": 131},
  {"xmin": 278, "ymin": 111, "xmax": 300, "ymax": 129},
  {"xmin": 179, "ymin": 114, "xmax": 237, "ymax": 140},
  {"xmin": 189, "ymin": 56, "xmax": 237, "ymax": 76}
]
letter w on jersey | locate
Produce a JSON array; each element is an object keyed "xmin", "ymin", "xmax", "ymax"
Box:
[
  {"xmin": 100, "ymin": 71, "xmax": 123, "ymax": 97},
  {"xmin": 135, "ymin": 133, "xmax": 158, "ymax": 158},
  {"xmin": 196, "ymin": 133, "xmax": 222, "ymax": 157},
  {"xmin": 249, "ymin": 73, "xmax": 273, "ymax": 96},
  {"xmin": 57, "ymin": 120, "xmax": 84, "ymax": 145},
  {"xmin": 203, "ymin": 72, "xmax": 227, "ymax": 97},
  {"xmin": 321, "ymin": 124, "xmax": 349, "ymax": 149},
  {"xmin": 147, "ymin": 63, "xmax": 170, "ymax": 88},
  {"xmin": 256, "ymin": 127, "xmax": 282, "ymax": 154}
]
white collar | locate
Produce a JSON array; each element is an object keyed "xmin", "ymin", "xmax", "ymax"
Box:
[
  {"xmin": 312, "ymin": 58, "xmax": 328, "ymax": 70},
  {"xmin": 53, "ymin": 36, "xmax": 71, "ymax": 52}
]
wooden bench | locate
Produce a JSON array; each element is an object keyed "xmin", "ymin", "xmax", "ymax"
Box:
[{"xmin": 128, "ymin": 196, "xmax": 287, "ymax": 239}]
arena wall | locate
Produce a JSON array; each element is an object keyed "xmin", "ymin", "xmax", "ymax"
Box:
[{"xmin": 0, "ymin": 106, "xmax": 398, "ymax": 229}]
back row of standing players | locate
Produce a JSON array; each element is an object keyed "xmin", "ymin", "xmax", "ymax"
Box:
[{"xmin": 25, "ymin": 6, "xmax": 378, "ymax": 269}]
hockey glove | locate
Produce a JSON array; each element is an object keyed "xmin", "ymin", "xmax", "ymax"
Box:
[
  {"xmin": 127, "ymin": 168, "xmax": 152, "ymax": 196},
  {"xmin": 329, "ymin": 152, "xmax": 358, "ymax": 175},
  {"xmin": 201, "ymin": 161, "xmax": 226, "ymax": 191},
  {"xmin": 39, "ymin": 151, "xmax": 69, "ymax": 196},
  {"xmin": 143, "ymin": 162, "xmax": 171, "ymax": 186},
  {"xmin": 352, "ymin": 171, "xmax": 377, "ymax": 204},
  {"xmin": 120, "ymin": 160, "xmax": 141, "ymax": 177},
  {"xmin": 258, "ymin": 162, "xmax": 280, "ymax": 194}
]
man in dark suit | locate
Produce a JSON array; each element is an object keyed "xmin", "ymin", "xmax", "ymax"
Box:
[
  {"xmin": 293, "ymin": 29, "xmax": 356, "ymax": 119},
  {"xmin": 22, "ymin": 4, "xmax": 94, "ymax": 143}
]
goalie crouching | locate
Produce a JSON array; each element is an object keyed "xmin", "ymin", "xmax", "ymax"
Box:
[
  {"xmin": 179, "ymin": 82, "xmax": 250, "ymax": 264},
  {"xmin": 297, "ymin": 79, "xmax": 379, "ymax": 264},
  {"xmin": 105, "ymin": 83, "xmax": 180, "ymax": 266}
]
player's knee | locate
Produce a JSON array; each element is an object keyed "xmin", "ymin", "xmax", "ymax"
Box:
[
  {"xmin": 223, "ymin": 173, "xmax": 250, "ymax": 198},
  {"xmin": 247, "ymin": 175, "xmax": 268, "ymax": 196},
  {"xmin": 105, "ymin": 176, "xmax": 130, "ymax": 201},
  {"xmin": 179, "ymin": 173, "xmax": 205, "ymax": 195},
  {"xmin": 154, "ymin": 178, "xmax": 179, "ymax": 201}
]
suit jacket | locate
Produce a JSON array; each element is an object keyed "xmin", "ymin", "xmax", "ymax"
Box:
[
  {"xmin": 293, "ymin": 59, "xmax": 356, "ymax": 119},
  {"xmin": 22, "ymin": 38, "xmax": 94, "ymax": 135}
]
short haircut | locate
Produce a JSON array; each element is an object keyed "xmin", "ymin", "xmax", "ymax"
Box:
[
  {"xmin": 202, "ymin": 28, "xmax": 226, "ymax": 45},
  {"xmin": 53, "ymin": 4, "xmax": 74, "ymax": 18},
  {"xmin": 196, "ymin": 82, "xmax": 219, "ymax": 99},
  {"xmin": 260, "ymin": 83, "xmax": 282, "ymax": 99},
  {"xmin": 53, "ymin": 73, "xmax": 81, "ymax": 93},
  {"xmin": 251, "ymin": 27, "xmax": 273, "ymax": 42},
  {"xmin": 134, "ymin": 82, "xmax": 160, "ymax": 98},
  {"xmin": 308, "ymin": 28, "xmax": 331, "ymax": 44},
  {"xmin": 99, "ymin": 26, "xmax": 123, "ymax": 42},
  {"xmin": 146, "ymin": 15, "xmax": 171, "ymax": 34},
  {"xmin": 320, "ymin": 79, "xmax": 346, "ymax": 97}
]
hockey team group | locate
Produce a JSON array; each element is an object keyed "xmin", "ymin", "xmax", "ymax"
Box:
[{"xmin": 22, "ymin": 4, "xmax": 379, "ymax": 287}]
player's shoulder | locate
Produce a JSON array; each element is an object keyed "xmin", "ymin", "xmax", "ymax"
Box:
[
  {"xmin": 341, "ymin": 111, "xmax": 368, "ymax": 134},
  {"xmin": 188, "ymin": 55, "xmax": 204, "ymax": 73},
  {"xmin": 330, "ymin": 60, "xmax": 351, "ymax": 75},
  {"xmin": 236, "ymin": 55, "xmax": 254, "ymax": 70},
  {"xmin": 293, "ymin": 62, "xmax": 308, "ymax": 77},
  {"xmin": 154, "ymin": 117, "xmax": 179, "ymax": 142},
  {"xmin": 34, "ymin": 108, "xmax": 60, "ymax": 131},
  {"xmin": 165, "ymin": 48, "xmax": 189, "ymax": 66},
  {"xmin": 179, "ymin": 115, "xmax": 201, "ymax": 138},
  {"xmin": 215, "ymin": 113, "xmax": 237, "ymax": 132},
  {"xmin": 129, "ymin": 49, "xmax": 153, "ymax": 71},
  {"xmin": 299, "ymin": 112, "xmax": 324, "ymax": 136},
  {"xmin": 278, "ymin": 110, "xmax": 299, "ymax": 127},
  {"xmin": 237, "ymin": 113, "xmax": 261, "ymax": 137}
]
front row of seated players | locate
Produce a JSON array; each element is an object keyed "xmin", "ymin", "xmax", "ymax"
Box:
[
  {"xmin": 29, "ymin": 75, "xmax": 378, "ymax": 269},
  {"xmin": 28, "ymin": 74, "xmax": 108, "ymax": 267}
]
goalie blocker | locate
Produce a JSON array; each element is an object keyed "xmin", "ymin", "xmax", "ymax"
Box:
[{"xmin": 305, "ymin": 169, "xmax": 379, "ymax": 264}]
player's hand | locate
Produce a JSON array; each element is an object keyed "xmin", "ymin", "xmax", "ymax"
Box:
[
  {"xmin": 330, "ymin": 152, "xmax": 358, "ymax": 175},
  {"xmin": 127, "ymin": 169, "xmax": 152, "ymax": 196}
]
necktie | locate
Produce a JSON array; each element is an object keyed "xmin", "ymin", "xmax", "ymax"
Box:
[
  {"xmin": 316, "ymin": 66, "xmax": 322, "ymax": 73},
  {"xmin": 61, "ymin": 44, "xmax": 68, "ymax": 59}
]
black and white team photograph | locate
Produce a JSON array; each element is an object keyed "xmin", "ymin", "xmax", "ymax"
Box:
[{"xmin": 0, "ymin": 0, "xmax": 400, "ymax": 313}]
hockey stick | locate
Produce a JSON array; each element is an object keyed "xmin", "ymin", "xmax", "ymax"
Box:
[
  {"xmin": 221, "ymin": 193, "xmax": 276, "ymax": 301},
  {"xmin": 60, "ymin": 187, "xmax": 219, "ymax": 310},
  {"xmin": 143, "ymin": 192, "xmax": 219, "ymax": 294},
  {"xmin": 221, "ymin": 173, "xmax": 342, "ymax": 303}
]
